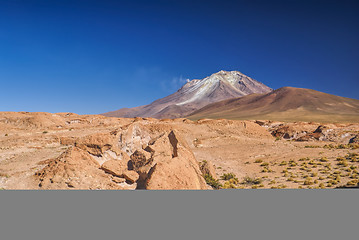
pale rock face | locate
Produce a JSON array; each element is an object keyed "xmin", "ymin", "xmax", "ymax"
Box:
[
  {"xmin": 36, "ymin": 122, "xmax": 208, "ymax": 190},
  {"xmin": 145, "ymin": 130, "xmax": 207, "ymax": 190},
  {"xmin": 103, "ymin": 70, "xmax": 272, "ymax": 119},
  {"xmin": 117, "ymin": 123, "xmax": 151, "ymax": 155}
]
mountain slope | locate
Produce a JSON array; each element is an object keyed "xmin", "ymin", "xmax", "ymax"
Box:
[
  {"xmin": 187, "ymin": 87, "xmax": 359, "ymax": 123},
  {"xmin": 102, "ymin": 70, "xmax": 272, "ymax": 118}
]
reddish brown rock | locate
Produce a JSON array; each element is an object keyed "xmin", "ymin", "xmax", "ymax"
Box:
[
  {"xmin": 35, "ymin": 147, "xmax": 119, "ymax": 190},
  {"xmin": 75, "ymin": 132, "xmax": 116, "ymax": 156},
  {"xmin": 145, "ymin": 130, "xmax": 207, "ymax": 190},
  {"xmin": 101, "ymin": 160, "xmax": 128, "ymax": 176},
  {"xmin": 100, "ymin": 160, "xmax": 139, "ymax": 184}
]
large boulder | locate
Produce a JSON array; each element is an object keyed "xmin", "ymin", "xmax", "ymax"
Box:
[
  {"xmin": 145, "ymin": 130, "xmax": 207, "ymax": 190},
  {"xmin": 35, "ymin": 147, "xmax": 121, "ymax": 190},
  {"xmin": 75, "ymin": 132, "xmax": 116, "ymax": 156},
  {"xmin": 101, "ymin": 160, "xmax": 139, "ymax": 184}
]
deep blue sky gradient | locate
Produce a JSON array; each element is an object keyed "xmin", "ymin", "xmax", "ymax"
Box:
[{"xmin": 1, "ymin": 0, "xmax": 358, "ymax": 114}]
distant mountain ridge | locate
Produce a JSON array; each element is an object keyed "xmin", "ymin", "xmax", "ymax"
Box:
[
  {"xmin": 187, "ymin": 87, "xmax": 359, "ymax": 123},
  {"xmin": 103, "ymin": 70, "xmax": 272, "ymax": 118}
]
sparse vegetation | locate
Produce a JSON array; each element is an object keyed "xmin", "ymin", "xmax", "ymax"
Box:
[
  {"xmin": 204, "ymin": 174, "xmax": 222, "ymax": 189},
  {"xmin": 346, "ymin": 180, "xmax": 359, "ymax": 186},
  {"xmin": 223, "ymin": 179, "xmax": 237, "ymax": 189},
  {"xmin": 254, "ymin": 159, "xmax": 263, "ymax": 163},
  {"xmin": 221, "ymin": 173, "xmax": 238, "ymax": 181},
  {"xmin": 289, "ymin": 160, "xmax": 297, "ymax": 167},
  {"xmin": 305, "ymin": 145, "xmax": 321, "ymax": 148},
  {"xmin": 324, "ymin": 143, "xmax": 359, "ymax": 150},
  {"xmin": 319, "ymin": 157, "xmax": 328, "ymax": 162},
  {"xmin": 261, "ymin": 167, "xmax": 273, "ymax": 173},
  {"xmin": 279, "ymin": 161, "xmax": 287, "ymax": 166},
  {"xmin": 304, "ymin": 177, "xmax": 314, "ymax": 185},
  {"xmin": 269, "ymin": 180, "xmax": 276, "ymax": 185},
  {"xmin": 241, "ymin": 176, "xmax": 262, "ymax": 185}
]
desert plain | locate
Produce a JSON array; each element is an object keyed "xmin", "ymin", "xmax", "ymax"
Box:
[{"xmin": 0, "ymin": 111, "xmax": 358, "ymax": 190}]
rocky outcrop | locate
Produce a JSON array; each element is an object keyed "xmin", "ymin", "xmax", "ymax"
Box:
[
  {"xmin": 144, "ymin": 130, "xmax": 207, "ymax": 190},
  {"xmin": 36, "ymin": 123, "xmax": 207, "ymax": 190},
  {"xmin": 36, "ymin": 147, "xmax": 121, "ymax": 190},
  {"xmin": 267, "ymin": 122, "xmax": 359, "ymax": 143}
]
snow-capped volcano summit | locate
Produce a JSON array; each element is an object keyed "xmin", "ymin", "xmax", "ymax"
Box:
[
  {"xmin": 176, "ymin": 70, "xmax": 272, "ymax": 105},
  {"xmin": 103, "ymin": 70, "xmax": 272, "ymax": 118}
]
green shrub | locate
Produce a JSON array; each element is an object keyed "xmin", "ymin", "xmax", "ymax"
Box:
[
  {"xmin": 289, "ymin": 160, "xmax": 297, "ymax": 167},
  {"xmin": 337, "ymin": 160, "xmax": 348, "ymax": 167},
  {"xmin": 261, "ymin": 167, "xmax": 273, "ymax": 173},
  {"xmin": 327, "ymin": 179, "xmax": 338, "ymax": 185},
  {"xmin": 254, "ymin": 159, "xmax": 263, "ymax": 163},
  {"xmin": 319, "ymin": 157, "xmax": 328, "ymax": 162},
  {"xmin": 228, "ymin": 177, "xmax": 239, "ymax": 185},
  {"xmin": 223, "ymin": 181, "xmax": 237, "ymax": 189},
  {"xmin": 241, "ymin": 176, "xmax": 262, "ymax": 185},
  {"xmin": 346, "ymin": 180, "xmax": 359, "ymax": 186},
  {"xmin": 279, "ymin": 161, "xmax": 287, "ymax": 166},
  {"xmin": 204, "ymin": 174, "xmax": 222, "ymax": 189},
  {"xmin": 304, "ymin": 177, "xmax": 314, "ymax": 185},
  {"xmin": 221, "ymin": 173, "xmax": 237, "ymax": 181},
  {"xmin": 269, "ymin": 180, "xmax": 276, "ymax": 185}
]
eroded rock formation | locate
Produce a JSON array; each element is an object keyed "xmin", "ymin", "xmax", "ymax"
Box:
[{"xmin": 35, "ymin": 123, "xmax": 208, "ymax": 190}]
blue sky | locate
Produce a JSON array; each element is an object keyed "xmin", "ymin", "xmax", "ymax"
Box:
[{"xmin": 0, "ymin": 0, "xmax": 358, "ymax": 114}]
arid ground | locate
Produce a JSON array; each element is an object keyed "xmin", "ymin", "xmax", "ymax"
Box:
[{"xmin": 0, "ymin": 112, "xmax": 358, "ymax": 190}]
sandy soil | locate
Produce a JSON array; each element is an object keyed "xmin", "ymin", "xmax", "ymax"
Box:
[{"xmin": 0, "ymin": 112, "xmax": 358, "ymax": 189}]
